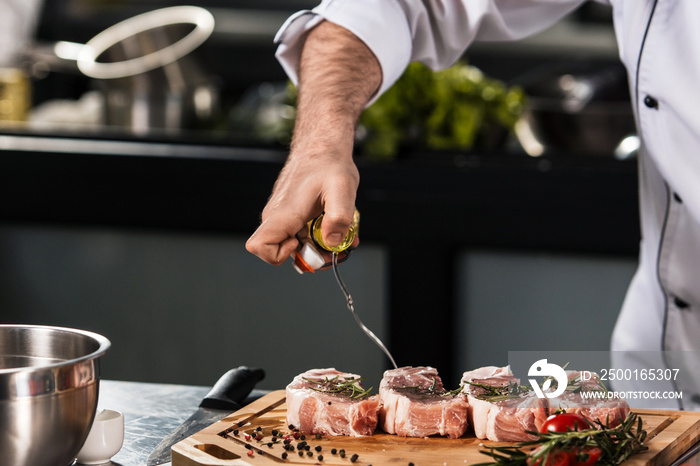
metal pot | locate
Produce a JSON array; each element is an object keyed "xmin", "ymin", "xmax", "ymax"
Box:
[
  {"xmin": 76, "ymin": 6, "xmax": 217, "ymax": 133},
  {"xmin": 514, "ymin": 61, "xmax": 637, "ymax": 157},
  {"xmin": 0, "ymin": 324, "xmax": 110, "ymax": 466},
  {"xmin": 68, "ymin": 5, "xmax": 217, "ymax": 133}
]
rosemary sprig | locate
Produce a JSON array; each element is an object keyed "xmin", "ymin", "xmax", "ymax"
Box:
[
  {"xmin": 446, "ymin": 384, "xmax": 466, "ymax": 397},
  {"xmin": 303, "ymin": 376, "xmax": 373, "ymax": 399},
  {"xmin": 464, "ymin": 369, "xmax": 610, "ymax": 403},
  {"xmin": 473, "ymin": 412, "xmax": 647, "ymax": 466},
  {"xmin": 464, "ymin": 380, "xmax": 528, "ymax": 402},
  {"xmin": 394, "ymin": 378, "xmax": 465, "ymax": 398}
]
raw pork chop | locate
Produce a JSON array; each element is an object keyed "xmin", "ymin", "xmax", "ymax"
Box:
[
  {"xmin": 461, "ymin": 366, "xmax": 548, "ymax": 441},
  {"xmin": 547, "ymin": 371, "xmax": 630, "ymax": 428},
  {"xmin": 379, "ymin": 366, "xmax": 469, "ymax": 438},
  {"xmin": 286, "ymin": 368, "xmax": 380, "ymax": 436}
]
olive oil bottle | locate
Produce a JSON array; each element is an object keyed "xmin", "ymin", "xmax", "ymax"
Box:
[
  {"xmin": 309, "ymin": 209, "xmax": 360, "ymax": 253},
  {"xmin": 293, "ymin": 209, "xmax": 359, "ymax": 274}
]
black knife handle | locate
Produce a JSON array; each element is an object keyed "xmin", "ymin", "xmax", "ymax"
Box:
[{"xmin": 199, "ymin": 366, "xmax": 265, "ymax": 410}]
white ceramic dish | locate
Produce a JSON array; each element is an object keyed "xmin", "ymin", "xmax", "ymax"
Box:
[{"xmin": 76, "ymin": 409, "xmax": 124, "ymax": 465}]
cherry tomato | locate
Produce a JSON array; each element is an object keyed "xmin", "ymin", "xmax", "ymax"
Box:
[
  {"xmin": 540, "ymin": 413, "xmax": 592, "ymax": 433},
  {"xmin": 528, "ymin": 451, "xmax": 570, "ymax": 466},
  {"xmin": 569, "ymin": 446, "xmax": 602, "ymax": 466}
]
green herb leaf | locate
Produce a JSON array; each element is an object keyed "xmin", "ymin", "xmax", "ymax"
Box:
[
  {"xmin": 473, "ymin": 412, "xmax": 647, "ymax": 466},
  {"xmin": 302, "ymin": 376, "xmax": 373, "ymax": 399}
]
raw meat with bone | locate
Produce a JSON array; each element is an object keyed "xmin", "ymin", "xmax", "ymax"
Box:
[
  {"xmin": 461, "ymin": 366, "xmax": 548, "ymax": 441},
  {"xmin": 379, "ymin": 366, "xmax": 469, "ymax": 438},
  {"xmin": 461, "ymin": 367, "xmax": 631, "ymax": 441},
  {"xmin": 286, "ymin": 368, "xmax": 380, "ymax": 436}
]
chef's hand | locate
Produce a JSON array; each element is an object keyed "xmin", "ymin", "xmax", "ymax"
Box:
[
  {"xmin": 245, "ymin": 20, "xmax": 381, "ymax": 266},
  {"xmin": 245, "ymin": 148, "xmax": 359, "ymax": 266}
]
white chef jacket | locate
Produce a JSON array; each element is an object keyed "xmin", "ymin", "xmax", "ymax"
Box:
[{"xmin": 275, "ymin": 0, "xmax": 700, "ymax": 410}]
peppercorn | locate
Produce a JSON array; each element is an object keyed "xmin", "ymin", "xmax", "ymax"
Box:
[
  {"xmin": 318, "ymin": 455, "xmax": 324, "ymax": 461},
  {"xmin": 339, "ymin": 449, "xmax": 346, "ymax": 458},
  {"xmin": 331, "ymin": 448, "xmax": 338, "ymax": 455},
  {"xmin": 245, "ymin": 444, "xmax": 252, "ymax": 450},
  {"xmin": 301, "ymin": 435, "xmax": 306, "ymax": 440},
  {"xmin": 256, "ymin": 426, "xmax": 262, "ymax": 432},
  {"xmin": 307, "ymin": 451, "xmax": 313, "ymax": 457},
  {"xmin": 282, "ymin": 452, "xmax": 288, "ymax": 460},
  {"xmin": 316, "ymin": 433, "xmax": 323, "ymax": 439},
  {"xmin": 315, "ymin": 445, "xmax": 322, "ymax": 452},
  {"xmin": 351, "ymin": 453, "xmax": 359, "ymax": 462},
  {"xmin": 272, "ymin": 429, "xmax": 278, "ymax": 436},
  {"xmin": 233, "ymin": 429, "xmax": 239, "ymax": 435},
  {"xmin": 298, "ymin": 451, "xmax": 304, "ymax": 457},
  {"xmin": 305, "ymin": 445, "xmax": 311, "ymax": 451}
]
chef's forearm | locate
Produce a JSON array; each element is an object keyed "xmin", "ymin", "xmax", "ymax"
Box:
[
  {"xmin": 246, "ymin": 21, "xmax": 380, "ymax": 265},
  {"xmin": 290, "ymin": 20, "xmax": 382, "ymax": 157}
]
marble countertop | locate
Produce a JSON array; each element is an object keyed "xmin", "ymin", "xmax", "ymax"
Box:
[{"xmin": 95, "ymin": 380, "xmax": 211, "ymax": 466}]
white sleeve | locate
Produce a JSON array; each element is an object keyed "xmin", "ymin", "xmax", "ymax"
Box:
[{"xmin": 274, "ymin": 0, "xmax": 589, "ymax": 104}]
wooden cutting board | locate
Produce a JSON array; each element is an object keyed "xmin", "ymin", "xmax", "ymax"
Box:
[{"xmin": 172, "ymin": 390, "xmax": 700, "ymax": 466}]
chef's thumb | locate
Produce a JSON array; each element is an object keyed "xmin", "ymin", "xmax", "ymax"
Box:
[{"xmin": 321, "ymin": 209, "xmax": 354, "ymax": 248}]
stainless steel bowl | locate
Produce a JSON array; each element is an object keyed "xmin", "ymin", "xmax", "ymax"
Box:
[{"xmin": 0, "ymin": 325, "xmax": 110, "ymax": 466}]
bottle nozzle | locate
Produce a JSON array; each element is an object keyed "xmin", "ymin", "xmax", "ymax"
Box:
[{"xmin": 292, "ymin": 241, "xmax": 325, "ymax": 274}]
